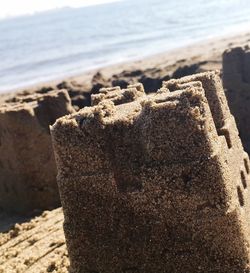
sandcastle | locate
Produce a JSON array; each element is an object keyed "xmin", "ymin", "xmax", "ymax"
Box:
[
  {"xmin": 223, "ymin": 46, "xmax": 250, "ymax": 154},
  {"xmin": 0, "ymin": 89, "xmax": 75, "ymax": 213},
  {"xmin": 51, "ymin": 71, "xmax": 250, "ymax": 273}
]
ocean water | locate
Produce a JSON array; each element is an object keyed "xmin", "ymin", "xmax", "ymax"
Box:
[{"xmin": 1, "ymin": 0, "xmax": 250, "ymax": 92}]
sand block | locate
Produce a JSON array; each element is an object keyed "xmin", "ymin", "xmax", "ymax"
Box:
[
  {"xmin": 51, "ymin": 72, "xmax": 250, "ymax": 273},
  {"xmin": 0, "ymin": 89, "xmax": 75, "ymax": 213},
  {"xmin": 223, "ymin": 46, "xmax": 250, "ymax": 154}
]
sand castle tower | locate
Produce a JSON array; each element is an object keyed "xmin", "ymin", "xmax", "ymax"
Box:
[
  {"xmin": 223, "ymin": 46, "xmax": 250, "ymax": 154},
  {"xmin": 51, "ymin": 72, "xmax": 250, "ymax": 273},
  {"xmin": 0, "ymin": 89, "xmax": 75, "ymax": 213}
]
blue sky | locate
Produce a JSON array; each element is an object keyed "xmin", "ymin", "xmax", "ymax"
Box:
[{"xmin": 0, "ymin": 0, "xmax": 121, "ymax": 19}]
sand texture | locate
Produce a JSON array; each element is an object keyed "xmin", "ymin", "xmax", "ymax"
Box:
[
  {"xmin": 0, "ymin": 208, "xmax": 68, "ymax": 273},
  {"xmin": 1, "ymin": 32, "xmax": 250, "ymax": 272},
  {"xmin": 223, "ymin": 45, "xmax": 250, "ymax": 154},
  {"xmin": 51, "ymin": 72, "xmax": 250, "ymax": 273},
  {"xmin": 0, "ymin": 89, "xmax": 75, "ymax": 213}
]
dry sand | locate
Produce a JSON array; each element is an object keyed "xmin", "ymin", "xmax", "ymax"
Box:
[
  {"xmin": 0, "ymin": 209, "xmax": 67, "ymax": 273},
  {"xmin": 1, "ymin": 31, "xmax": 250, "ymax": 272}
]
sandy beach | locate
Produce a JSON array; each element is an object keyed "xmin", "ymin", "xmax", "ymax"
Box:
[
  {"xmin": 2, "ymin": 30, "xmax": 250, "ymax": 104},
  {"xmin": 1, "ymin": 31, "xmax": 250, "ymax": 272}
]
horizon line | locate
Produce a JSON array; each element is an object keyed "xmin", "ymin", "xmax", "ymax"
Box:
[{"xmin": 0, "ymin": 0, "xmax": 123, "ymax": 21}]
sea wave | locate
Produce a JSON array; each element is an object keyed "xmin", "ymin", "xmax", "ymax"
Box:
[{"xmin": 1, "ymin": 0, "xmax": 250, "ymax": 93}]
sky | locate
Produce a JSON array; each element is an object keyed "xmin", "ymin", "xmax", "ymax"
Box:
[{"xmin": 0, "ymin": 0, "xmax": 121, "ymax": 19}]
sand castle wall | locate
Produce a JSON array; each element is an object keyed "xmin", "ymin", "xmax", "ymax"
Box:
[
  {"xmin": 51, "ymin": 72, "xmax": 250, "ymax": 273},
  {"xmin": 0, "ymin": 89, "xmax": 75, "ymax": 213},
  {"xmin": 223, "ymin": 46, "xmax": 250, "ymax": 154}
]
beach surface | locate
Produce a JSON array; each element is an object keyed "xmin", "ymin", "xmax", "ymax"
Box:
[
  {"xmin": 1, "ymin": 31, "xmax": 250, "ymax": 272},
  {"xmin": 2, "ymin": 30, "xmax": 250, "ymax": 102}
]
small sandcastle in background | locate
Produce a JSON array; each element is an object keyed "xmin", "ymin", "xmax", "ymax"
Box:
[
  {"xmin": 223, "ymin": 46, "xmax": 250, "ymax": 154},
  {"xmin": 0, "ymin": 89, "xmax": 75, "ymax": 213},
  {"xmin": 1, "ymin": 47, "xmax": 250, "ymax": 272}
]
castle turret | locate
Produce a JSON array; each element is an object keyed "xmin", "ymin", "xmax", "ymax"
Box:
[{"xmin": 51, "ymin": 73, "xmax": 250, "ymax": 273}]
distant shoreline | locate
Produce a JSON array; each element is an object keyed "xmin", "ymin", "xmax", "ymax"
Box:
[
  {"xmin": 0, "ymin": 0, "xmax": 123, "ymax": 22},
  {"xmin": 1, "ymin": 30, "xmax": 250, "ymax": 100}
]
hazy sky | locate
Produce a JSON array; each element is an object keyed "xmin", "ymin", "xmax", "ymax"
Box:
[{"xmin": 0, "ymin": 0, "xmax": 121, "ymax": 19}]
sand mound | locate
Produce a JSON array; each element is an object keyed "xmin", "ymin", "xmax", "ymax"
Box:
[{"xmin": 0, "ymin": 208, "xmax": 68, "ymax": 273}]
